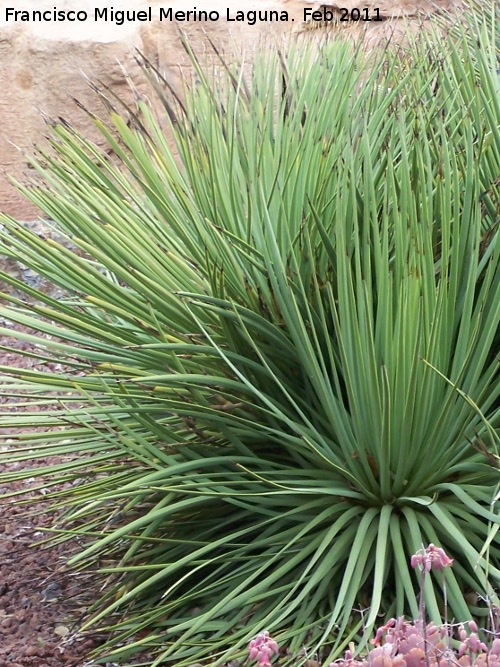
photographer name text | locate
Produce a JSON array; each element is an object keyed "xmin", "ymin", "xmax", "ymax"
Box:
[{"xmin": 4, "ymin": 6, "xmax": 384, "ymax": 26}]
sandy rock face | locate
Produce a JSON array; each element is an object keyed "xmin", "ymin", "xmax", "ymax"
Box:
[
  {"xmin": 0, "ymin": 0, "xmax": 458, "ymax": 221},
  {"xmin": 0, "ymin": 0, "xmax": 308, "ymax": 219}
]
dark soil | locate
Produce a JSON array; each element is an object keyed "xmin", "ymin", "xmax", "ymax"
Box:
[{"xmin": 0, "ymin": 326, "xmax": 106, "ymax": 667}]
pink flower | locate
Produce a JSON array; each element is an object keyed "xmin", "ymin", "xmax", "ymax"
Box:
[
  {"xmin": 248, "ymin": 631, "xmax": 279, "ymax": 666},
  {"xmin": 371, "ymin": 618, "xmax": 396, "ymax": 646},
  {"xmin": 457, "ymin": 623, "xmax": 488, "ymax": 656},
  {"xmin": 411, "ymin": 544, "xmax": 454, "ymax": 572}
]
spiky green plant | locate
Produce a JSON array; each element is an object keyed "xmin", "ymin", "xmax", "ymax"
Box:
[{"xmin": 1, "ymin": 11, "xmax": 500, "ymax": 667}]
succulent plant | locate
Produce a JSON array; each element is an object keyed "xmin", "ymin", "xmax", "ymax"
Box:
[{"xmin": 0, "ymin": 8, "xmax": 499, "ymax": 667}]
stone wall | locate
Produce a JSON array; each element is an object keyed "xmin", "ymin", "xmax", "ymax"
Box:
[{"xmin": 0, "ymin": 0, "xmax": 459, "ymax": 221}]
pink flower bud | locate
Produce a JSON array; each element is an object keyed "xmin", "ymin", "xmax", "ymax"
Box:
[
  {"xmin": 248, "ymin": 631, "xmax": 279, "ymax": 665},
  {"xmin": 428, "ymin": 544, "xmax": 453, "ymax": 569},
  {"xmin": 411, "ymin": 554, "xmax": 421, "ymax": 569},
  {"xmin": 258, "ymin": 648, "xmax": 271, "ymax": 666},
  {"xmin": 410, "ymin": 544, "xmax": 453, "ymax": 572}
]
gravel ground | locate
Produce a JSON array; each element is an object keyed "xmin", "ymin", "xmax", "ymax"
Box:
[
  {"xmin": 0, "ymin": 327, "xmax": 106, "ymax": 667},
  {"xmin": 0, "ymin": 476, "xmax": 102, "ymax": 667},
  {"xmin": 0, "ymin": 232, "xmax": 151, "ymax": 667}
]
